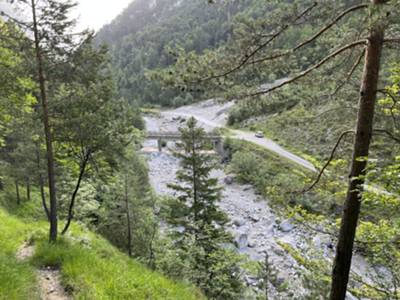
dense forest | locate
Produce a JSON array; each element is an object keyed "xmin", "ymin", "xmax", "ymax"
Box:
[
  {"xmin": 1, "ymin": 0, "xmax": 400, "ymax": 299},
  {"xmin": 96, "ymin": 0, "xmax": 257, "ymax": 106}
]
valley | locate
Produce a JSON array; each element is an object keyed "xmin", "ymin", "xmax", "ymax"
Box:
[
  {"xmin": 1, "ymin": 0, "xmax": 399, "ymax": 299},
  {"xmin": 142, "ymin": 102, "xmax": 377, "ymax": 299}
]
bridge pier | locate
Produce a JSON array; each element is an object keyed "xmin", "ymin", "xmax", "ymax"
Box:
[
  {"xmin": 157, "ymin": 138, "xmax": 163, "ymax": 152},
  {"xmin": 213, "ymin": 139, "xmax": 224, "ymax": 157}
]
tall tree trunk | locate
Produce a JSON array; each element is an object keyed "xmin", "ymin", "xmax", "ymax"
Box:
[
  {"xmin": 31, "ymin": 0, "xmax": 58, "ymax": 242},
  {"xmin": 148, "ymin": 220, "xmax": 157, "ymax": 270},
  {"xmin": 36, "ymin": 142, "xmax": 50, "ymax": 220},
  {"xmin": 26, "ymin": 179, "xmax": 30, "ymax": 201},
  {"xmin": 125, "ymin": 176, "xmax": 133, "ymax": 257},
  {"xmin": 191, "ymin": 130, "xmax": 199, "ymax": 242},
  {"xmin": 329, "ymin": 2, "xmax": 385, "ymax": 298},
  {"xmin": 264, "ymin": 253, "xmax": 269, "ymax": 300},
  {"xmin": 61, "ymin": 153, "xmax": 90, "ymax": 235},
  {"xmin": 36, "ymin": 144, "xmax": 50, "ymax": 221},
  {"xmin": 39, "ymin": 174, "xmax": 50, "ymax": 221},
  {"xmin": 15, "ymin": 180, "xmax": 20, "ymax": 205}
]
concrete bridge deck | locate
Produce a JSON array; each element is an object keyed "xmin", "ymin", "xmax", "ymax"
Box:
[
  {"xmin": 145, "ymin": 131, "xmax": 223, "ymax": 154},
  {"xmin": 146, "ymin": 131, "xmax": 221, "ymax": 140}
]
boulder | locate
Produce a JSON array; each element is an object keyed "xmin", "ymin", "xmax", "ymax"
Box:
[
  {"xmin": 279, "ymin": 220, "xmax": 295, "ymax": 232},
  {"xmin": 243, "ymin": 185, "xmax": 252, "ymax": 191},
  {"xmin": 249, "ymin": 215, "xmax": 260, "ymax": 223},
  {"xmin": 233, "ymin": 219, "xmax": 245, "ymax": 227},
  {"xmin": 248, "ymin": 240, "xmax": 257, "ymax": 248},
  {"xmin": 235, "ymin": 234, "xmax": 248, "ymax": 249},
  {"xmin": 223, "ymin": 176, "xmax": 234, "ymax": 185}
]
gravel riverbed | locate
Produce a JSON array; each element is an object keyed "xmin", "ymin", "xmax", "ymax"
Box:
[{"xmin": 142, "ymin": 110, "xmax": 377, "ymax": 299}]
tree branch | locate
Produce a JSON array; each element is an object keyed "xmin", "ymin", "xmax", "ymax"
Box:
[
  {"xmin": 383, "ymin": 38, "xmax": 400, "ymax": 44},
  {"xmin": 249, "ymin": 4, "xmax": 368, "ymax": 65},
  {"xmin": 293, "ymin": 4, "xmax": 368, "ymax": 52},
  {"xmin": 197, "ymin": 2, "xmax": 318, "ymax": 82},
  {"xmin": 332, "ymin": 48, "xmax": 365, "ymax": 96},
  {"xmin": 0, "ymin": 11, "xmax": 32, "ymax": 30},
  {"xmin": 301, "ymin": 130, "xmax": 355, "ymax": 193},
  {"xmin": 373, "ymin": 129, "xmax": 400, "ymax": 143},
  {"xmin": 61, "ymin": 149, "xmax": 91, "ymax": 235},
  {"xmin": 242, "ymin": 40, "xmax": 367, "ymax": 98},
  {"xmin": 198, "ymin": 4, "xmax": 368, "ymax": 82}
]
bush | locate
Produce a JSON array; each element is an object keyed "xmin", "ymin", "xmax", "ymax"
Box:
[{"xmin": 229, "ymin": 151, "xmax": 261, "ymax": 183}]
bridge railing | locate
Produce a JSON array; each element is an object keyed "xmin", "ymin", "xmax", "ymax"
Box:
[{"xmin": 146, "ymin": 131, "xmax": 221, "ymax": 140}]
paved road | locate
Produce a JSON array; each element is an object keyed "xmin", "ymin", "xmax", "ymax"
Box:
[{"xmin": 163, "ymin": 110, "xmax": 317, "ymax": 172}]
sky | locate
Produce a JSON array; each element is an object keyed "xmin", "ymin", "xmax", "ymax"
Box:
[
  {"xmin": 74, "ymin": 0, "xmax": 133, "ymax": 31},
  {"xmin": 0, "ymin": 0, "xmax": 133, "ymax": 32}
]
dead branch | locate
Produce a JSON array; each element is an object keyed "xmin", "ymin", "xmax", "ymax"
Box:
[
  {"xmin": 301, "ymin": 130, "xmax": 355, "ymax": 193},
  {"xmin": 332, "ymin": 48, "xmax": 365, "ymax": 96}
]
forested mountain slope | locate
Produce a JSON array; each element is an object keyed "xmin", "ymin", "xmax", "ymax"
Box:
[
  {"xmin": 96, "ymin": 0, "xmax": 255, "ymax": 106},
  {"xmin": 97, "ymin": 0, "xmax": 395, "ymax": 159},
  {"xmin": 100, "ymin": 1, "xmax": 400, "ymax": 298}
]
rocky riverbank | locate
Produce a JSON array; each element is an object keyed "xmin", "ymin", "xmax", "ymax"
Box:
[{"xmin": 142, "ymin": 110, "xmax": 377, "ymax": 299}]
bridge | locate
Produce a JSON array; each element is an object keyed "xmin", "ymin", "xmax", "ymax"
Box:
[{"xmin": 146, "ymin": 131, "xmax": 224, "ymax": 155}]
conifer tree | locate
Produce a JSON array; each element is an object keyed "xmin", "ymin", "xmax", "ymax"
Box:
[
  {"xmin": 158, "ymin": 1, "xmax": 400, "ymax": 298},
  {"xmin": 3, "ymin": 0, "xmax": 87, "ymax": 242},
  {"xmin": 167, "ymin": 117, "xmax": 243, "ymax": 299}
]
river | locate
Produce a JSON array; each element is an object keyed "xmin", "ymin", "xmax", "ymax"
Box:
[{"xmin": 141, "ymin": 101, "xmax": 378, "ymax": 299}]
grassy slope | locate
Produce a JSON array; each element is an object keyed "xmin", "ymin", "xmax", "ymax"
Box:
[
  {"xmin": 0, "ymin": 209, "xmax": 40, "ymax": 299},
  {"xmin": 0, "ymin": 191, "xmax": 204, "ymax": 300}
]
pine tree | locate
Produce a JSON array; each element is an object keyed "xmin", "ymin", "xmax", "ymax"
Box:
[
  {"xmin": 159, "ymin": 1, "xmax": 400, "ymax": 298},
  {"xmin": 3, "ymin": 0, "xmax": 88, "ymax": 242},
  {"xmin": 167, "ymin": 117, "xmax": 243, "ymax": 299}
]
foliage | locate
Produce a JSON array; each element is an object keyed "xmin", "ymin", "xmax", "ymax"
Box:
[
  {"xmin": 277, "ymin": 241, "xmax": 331, "ymax": 300},
  {"xmin": 0, "ymin": 209, "xmax": 40, "ymax": 299},
  {"xmin": 97, "ymin": 150, "xmax": 158, "ymax": 263},
  {"xmin": 224, "ymin": 138, "xmax": 336, "ymax": 214},
  {"xmin": 32, "ymin": 231, "xmax": 204, "ymax": 300},
  {"xmin": 0, "ymin": 21, "xmax": 35, "ymax": 146},
  {"xmin": 0, "ymin": 201, "xmax": 204, "ymax": 300},
  {"xmin": 49, "ymin": 36, "xmax": 143, "ymax": 233},
  {"xmin": 164, "ymin": 117, "xmax": 244, "ymax": 299},
  {"xmin": 96, "ymin": 0, "xmax": 259, "ymax": 106}
]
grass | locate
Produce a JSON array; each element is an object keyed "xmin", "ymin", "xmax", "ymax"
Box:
[
  {"xmin": 0, "ymin": 187, "xmax": 205, "ymax": 300},
  {"xmin": 32, "ymin": 228, "xmax": 204, "ymax": 300},
  {"xmin": 141, "ymin": 107, "xmax": 161, "ymax": 116},
  {"xmin": 0, "ymin": 181, "xmax": 47, "ymax": 221},
  {"xmin": 0, "ymin": 209, "xmax": 40, "ymax": 300},
  {"xmin": 225, "ymin": 138, "xmax": 344, "ymax": 215}
]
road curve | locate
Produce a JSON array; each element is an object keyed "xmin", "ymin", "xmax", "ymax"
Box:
[{"xmin": 162, "ymin": 110, "xmax": 317, "ymax": 172}]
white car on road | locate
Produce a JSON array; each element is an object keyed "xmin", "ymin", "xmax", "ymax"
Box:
[{"xmin": 255, "ymin": 131, "xmax": 264, "ymax": 138}]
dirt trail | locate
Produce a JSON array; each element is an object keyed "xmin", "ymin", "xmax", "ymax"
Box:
[{"xmin": 16, "ymin": 242, "xmax": 71, "ymax": 300}]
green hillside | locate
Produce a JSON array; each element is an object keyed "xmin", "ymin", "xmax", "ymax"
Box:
[
  {"xmin": 0, "ymin": 198, "xmax": 204, "ymax": 300},
  {"xmin": 96, "ymin": 0, "xmax": 255, "ymax": 106}
]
